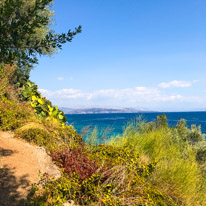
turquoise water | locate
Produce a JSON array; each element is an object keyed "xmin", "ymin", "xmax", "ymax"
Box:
[{"xmin": 66, "ymin": 112, "xmax": 206, "ymax": 137}]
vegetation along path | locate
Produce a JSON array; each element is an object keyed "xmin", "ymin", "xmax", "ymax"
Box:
[{"xmin": 0, "ymin": 131, "xmax": 61, "ymax": 206}]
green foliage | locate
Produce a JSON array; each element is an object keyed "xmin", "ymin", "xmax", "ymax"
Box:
[
  {"xmin": 15, "ymin": 77, "xmax": 67, "ymax": 123},
  {"xmin": 154, "ymin": 114, "xmax": 168, "ymax": 129},
  {"xmin": 196, "ymin": 141, "xmax": 206, "ymax": 163},
  {"xmin": 21, "ymin": 80, "xmax": 41, "ymax": 101},
  {"xmin": 0, "ymin": 67, "xmax": 67, "ymax": 125},
  {"xmin": 195, "ymin": 141, "xmax": 206, "ymax": 176},
  {"xmin": 85, "ymin": 126, "xmax": 99, "ymax": 146},
  {"xmin": 16, "ymin": 127, "xmax": 51, "ymax": 146},
  {"xmin": 0, "ymin": 0, "xmax": 82, "ymax": 69},
  {"xmin": 27, "ymin": 115, "xmax": 206, "ymax": 205},
  {"xmin": 187, "ymin": 124, "xmax": 205, "ymax": 143},
  {"xmin": 14, "ymin": 119, "xmax": 82, "ymax": 150},
  {"xmin": 0, "ymin": 97, "xmax": 34, "ymax": 130},
  {"xmin": 108, "ymin": 115, "xmax": 206, "ymax": 205},
  {"xmin": 84, "ymin": 126, "xmax": 114, "ymax": 146},
  {"xmin": 27, "ymin": 174, "xmax": 81, "ymax": 206},
  {"xmin": 171, "ymin": 118, "xmax": 205, "ymax": 144},
  {"xmin": 40, "ymin": 119, "xmax": 82, "ymax": 150},
  {"xmin": 29, "ymin": 145, "xmax": 166, "ymax": 206},
  {"xmin": 171, "ymin": 119, "xmax": 189, "ymax": 143},
  {"xmin": 0, "ymin": 64, "xmax": 32, "ymax": 101},
  {"xmin": 0, "ymin": 82, "xmax": 80, "ymax": 151},
  {"xmin": 30, "ymin": 95, "xmax": 67, "ymax": 123},
  {"xmin": 1, "ymin": 80, "xmax": 205, "ymax": 206},
  {"xmin": 0, "ymin": 64, "xmax": 17, "ymax": 98},
  {"xmin": 14, "ymin": 124, "xmax": 81, "ymax": 156}
]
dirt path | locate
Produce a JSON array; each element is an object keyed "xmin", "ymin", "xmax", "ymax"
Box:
[{"xmin": 0, "ymin": 131, "xmax": 61, "ymax": 206}]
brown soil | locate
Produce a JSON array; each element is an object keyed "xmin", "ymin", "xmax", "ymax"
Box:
[{"xmin": 0, "ymin": 131, "xmax": 61, "ymax": 206}]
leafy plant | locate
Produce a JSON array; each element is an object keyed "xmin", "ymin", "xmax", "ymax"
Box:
[
  {"xmin": 196, "ymin": 141, "xmax": 206, "ymax": 163},
  {"xmin": 109, "ymin": 116, "xmax": 206, "ymax": 205},
  {"xmin": 30, "ymin": 144, "xmax": 166, "ymax": 206},
  {"xmin": 0, "ymin": 0, "xmax": 81, "ymax": 69},
  {"xmin": 21, "ymin": 80, "xmax": 41, "ymax": 101},
  {"xmin": 0, "ymin": 64, "xmax": 17, "ymax": 98},
  {"xmin": 17, "ymin": 127, "xmax": 51, "ymax": 146},
  {"xmin": 51, "ymin": 147, "xmax": 99, "ymax": 181},
  {"xmin": 0, "ymin": 97, "xmax": 33, "ymax": 130},
  {"xmin": 30, "ymin": 95, "xmax": 66, "ymax": 123},
  {"xmin": 188, "ymin": 124, "xmax": 205, "ymax": 143}
]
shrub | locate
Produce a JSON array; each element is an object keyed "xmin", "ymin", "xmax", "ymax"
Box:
[
  {"xmin": 30, "ymin": 95, "xmax": 67, "ymax": 123},
  {"xmin": 16, "ymin": 127, "xmax": 51, "ymax": 147},
  {"xmin": 171, "ymin": 119, "xmax": 189, "ymax": 143},
  {"xmin": 41, "ymin": 119, "xmax": 82, "ymax": 150},
  {"xmin": 0, "ymin": 97, "xmax": 34, "ymax": 130},
  {"xmin": 108, "ymin": 116, "xmax": 206, "ymax": 205},
  {"xmin": 154, "ymin": 114, "xmax": 168, "ymax": 129},
  {"xmin": 187, "ymin": 124, "xmax": 205, "ymax": 144},
  {"xmin": 27, "ymin": 174, "xmax": 81, "ymax": 206},
  {"xmin": 172, "ymin": 119, "xmax": 205, "ymax": 145},
  {"xmin": 51, "ymin": 147, "xmax": 99, "ymax": 181},
  {"xmin": 15, "ymin": 121, "xmax": 81, "ymax": 150},
  {"xmin": 196, "ymin": 141, "xmax": 206, "ymax": 163},
  {"xmin": 21, "ymin": 80, "xmax": 41, "ymax": 101},
  {"xmin": 30, "ymin": 144, "xmax": 167, "ymax": 206},
  {"xmin": 0, "ymin": 64, "xmax": 16, "ymax": 97}
]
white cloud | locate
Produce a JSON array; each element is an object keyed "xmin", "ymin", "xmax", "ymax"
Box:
[
  {"xmin": 155, "ymin": 95, "xmax": 183, "ymax": 101},
  {"xmin": 57, "ymin": 77, "xmax": 64, "ymax": 81},
  {"xmin": 38, "ymin": 89, "xmax": 51, "ymax": 96},
  {"xmin": 192, "ymin": 80, "xmax": 199, "ymax": 83},
  {"xmin": 57, "ymin": 76, "xmax": 73, "ymax": 81},
  {"xmin": 39, "ymin": 88, "xmax": 84, "ymax": 99},
  {"xmin": 38, "ymin": 85, "xmax": 206, "ymax": 111},
  {"xmin": 89, "ymin": 87, "xmax": 160, "ymax": 100},
  {"xmin": 38, "ymin": 86, "xmax": 187, "ymax": 109},
  {"xmin": 158, "ymin": 80, "xmax": 192, "ymax": 88}
]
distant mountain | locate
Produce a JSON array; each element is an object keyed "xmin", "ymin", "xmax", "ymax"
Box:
[
  {"xmin": 59, "ymin": 107, "xmax": 75, "ymax": 114},
  {"xmin": 60, "ymin": 107, "xmax": 155, "ymax": 114}
]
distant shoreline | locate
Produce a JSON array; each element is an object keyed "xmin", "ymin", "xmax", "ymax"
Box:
[
  {"xmin": 65, "ymin": 111, "xmax": 156, "ymax": 114},
  {"xmin": 60, "ymin": 107, "xmax": 156, "ymax": 114},
  {"xmin": 61, "ymin": 108, "xmax": 206, "ymax": 115}
]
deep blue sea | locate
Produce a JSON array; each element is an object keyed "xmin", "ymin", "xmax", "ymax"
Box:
[{"xmin": 66, "ymin": 112, "xmax": 206, "ymax": 137}]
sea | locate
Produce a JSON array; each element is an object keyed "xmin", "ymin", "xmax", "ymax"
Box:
[{"xmin": 65, "ymin": 112, "xmax": 206, "ymax": 138}]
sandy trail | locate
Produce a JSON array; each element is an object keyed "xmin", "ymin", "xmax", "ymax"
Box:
[{"xmin": 0, "ymin": 131, "xmax": 60, "ymax": 206}]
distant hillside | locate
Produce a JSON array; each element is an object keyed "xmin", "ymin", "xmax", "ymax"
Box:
[{"xmin": 60, "ymin": 107, "xmax": 155, "ymax": 114}]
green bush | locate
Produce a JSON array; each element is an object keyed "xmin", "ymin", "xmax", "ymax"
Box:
[
  {"xmin": 0, "ymin": 97, "xmax": 33, "ymax": 130},
  {"xmin": 16, "ymin": 128, "xmax": 51, "ymax": 146},
  {"xmin": 15, "ymin": 123, "xmax": 81, "ymax": 150},
  {"xmin": 196, "ymin": 141, "xmax": 206, "ymax": 163},
  {"xmin": 0, "ymin": 64, "xmax": 16, "ymax": 97},
  {"xmin": 21, "ymin": 80, "xmax": 41, "ymax": 101},
  {"xmin": 108, "ymin": 116, "xmax": 206, "ymax": 205},
  {"xmin": 28, "ymin": 115, "xmax": 206, "ymax": 205},
  {"xmin": 187, "ymin": 124, "xmax": 205, "ymax": 143},
  {"xmin": 41, "ymin": 119, "xmax": 82, "ymax": 150},
  {"xmin": 29, "ymin": 145, "xmax": 166, "ymax": 206}
]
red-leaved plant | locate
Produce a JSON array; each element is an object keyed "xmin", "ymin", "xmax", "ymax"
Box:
[{"xmin": 51, "ymin": 147, "xmax": 99, "ymax": 181}]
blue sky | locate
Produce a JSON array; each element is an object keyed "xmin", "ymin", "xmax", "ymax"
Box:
[{"xmin": 30, "ymin": 0, "xmax": 206, "ymax": 111}]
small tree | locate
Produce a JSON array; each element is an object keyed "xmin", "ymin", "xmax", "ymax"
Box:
[
  {"xmin": 0, "ymin": 0, "xmax": 81, "ymax": 72},
  {"xmin": 154, "ymin": 114, "xmax": 168, "ymax": 129}
]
